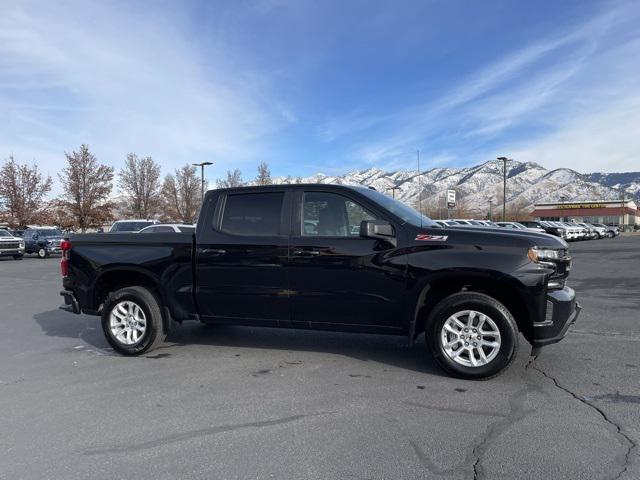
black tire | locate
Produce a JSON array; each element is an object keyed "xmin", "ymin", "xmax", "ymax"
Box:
[
  {"xmin": 101, "ymin": 286, "xmax": 166, "ymax": 355},
  {"xmin": 37, "ymin": 248, "xmax": 48, "ymax": 259},
  {"xmin": 13, "ymin": 254, "xmax": 23, "ymax": 260},
  {"xmin": 426, "ymin": 292, "xmax": 519, "ymax": 380}
]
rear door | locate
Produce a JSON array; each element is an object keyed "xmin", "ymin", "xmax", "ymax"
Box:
[
  {"xmin": 288, "ymin": 189, "xmax": 407, "ymax": 331},
  {"xmin": 195, "ymin": 189, "xmax": 291, "ymax": 324}
]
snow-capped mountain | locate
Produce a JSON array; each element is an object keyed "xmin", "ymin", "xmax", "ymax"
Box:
[{"xmin": 272, "ymin": 159, "xmax": 640, "ymax": 217}]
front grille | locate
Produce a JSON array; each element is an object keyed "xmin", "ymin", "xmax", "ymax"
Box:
[{"xmin": 0, "ymin": 241, "xmax": 20, "ymax": 249}]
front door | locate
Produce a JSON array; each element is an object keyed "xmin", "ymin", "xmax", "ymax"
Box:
[
  {"xmin": 195, "ymin": 190, "xmax": 291, "ymax": 324},
  {"xmin": 288, "ymin": 190, "xmax": 407, "ymax": 331}
]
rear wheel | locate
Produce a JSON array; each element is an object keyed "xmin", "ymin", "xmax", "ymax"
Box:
[
  {"xmin": 427, "ymin": 292, "xmax": 519, "ymax": 380},
  {"xmin": 101, "ymin": 286, "xmax": 166, "ymax": 355},
  {"xmin": 37, "ymin": 248, "xmax": 48, "ymax": 259}
]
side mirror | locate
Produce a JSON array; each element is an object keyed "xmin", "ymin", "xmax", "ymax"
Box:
[{"xmin": 360, "ymin": 220, "xmax": 396, "ymax": 247}]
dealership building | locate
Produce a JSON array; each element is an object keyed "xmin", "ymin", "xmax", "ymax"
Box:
[{"xmin": 529, "ymin": 199, "xmax": 639, "ymax": 228}]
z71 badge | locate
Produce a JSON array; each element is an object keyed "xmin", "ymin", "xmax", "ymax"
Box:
[{"xmin": 415, "ymin": 234, "xmax": 448, "ymax": 241}]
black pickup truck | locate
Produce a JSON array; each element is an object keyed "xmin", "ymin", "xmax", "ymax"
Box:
[{"xmin": 59, "ymin": 184, "xmax": 580, "ymax": 379}]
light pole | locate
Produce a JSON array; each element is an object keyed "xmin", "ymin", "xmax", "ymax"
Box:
[
  {"xmin": 620, "ymin": 187, "xmax": 627, "ymax": 231},
  {"xmin": 192, "ymin": 162, "xmax": 213, "ymax": 203},
  {"xmin": 497, "ymin": 157, "xmax": 511, "ymax": 221},
  {"xmin": 488, "ymin": 199, "xmax": 493, "ymax": 221},
  {"xmin": 387, "ymin": 186, "xmax": 400, "ymax": 199}
]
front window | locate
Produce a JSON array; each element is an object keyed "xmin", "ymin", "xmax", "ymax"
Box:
[
  {"xmin": 0, "ymin": 230, "xmax": 11, "ymax": 237},
  {"xmin": 38, "ymin": 229, "xmax": 62, "ymax": 237},
  {"xmin": 302, "ymin": 192, "xmax": 376, "ymax": 237},
  {"xmin": 354, "ymin": 187, "xmax": 437, "ymax": 227}
]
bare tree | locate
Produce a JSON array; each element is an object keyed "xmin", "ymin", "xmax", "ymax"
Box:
[
  {"xmin": 0, "ymin": 156, "xmax": 52, "ymax": 227},
  {"xmin": 58, "ymin": 144, "xmax": 115, "ymax": 232},
  {"xmin": 216, "ymin": 169, "xmax": 244, "ymax": 188},
  {"xmin": 162, "ymin": 164, "xmax": 201, "ymax": 223},
  {"xmin": 118, "ymin": 154, "xmax": 162, "ymax": 218},
  {"xmin": 255, "ymin": 162, "xmax": 272, "ymax": 185}
]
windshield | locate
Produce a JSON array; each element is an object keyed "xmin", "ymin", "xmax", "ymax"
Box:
[
  {"xmin": 0, "ymin": 230, "xmax": 12, "ymax": 237},
  {"xmin": 355, "ymin": 187, "xmax": 438, "ymax": 227},
  {"xmin": 110, "ymin": 221, "xmax": 154, "ymax": 232},
  {"xmin": 38, "ymin": 229, "xmax": 62, "ymax": 237}
]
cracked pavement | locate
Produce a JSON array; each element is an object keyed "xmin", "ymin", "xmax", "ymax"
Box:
[{"xmin": 0, "ymin": 236, "xmax": 638, "ymax": 479}]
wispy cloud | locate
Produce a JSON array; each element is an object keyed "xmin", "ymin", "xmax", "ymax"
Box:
[
  {"xmin": 0, "ymin": 1, "xmax": 293, "ymax": 188},
  {"xmin": 319, "ymin": 2, "xmax": 640, "ymax": 172}
]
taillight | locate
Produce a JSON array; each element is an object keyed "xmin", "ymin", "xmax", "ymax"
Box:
[{"xmin": 61, "ymin": 239, "xmax": 72, "ymax": 276}]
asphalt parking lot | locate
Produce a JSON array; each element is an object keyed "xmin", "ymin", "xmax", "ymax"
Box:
[{"xmin": 0, "ymin": 237, "xmax": 638, "ymax": 480}]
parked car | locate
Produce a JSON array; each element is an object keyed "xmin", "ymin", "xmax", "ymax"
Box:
[
  {"xmin": 138, "ymin": 224, "xmax": 196, "ymax": 234},
  {"xmin": 594, "ymin": 223, "xmax": 619, "ymax": 237},
  {"xmin": 451, "ymin": 219, "xmax": 473, "ymax": 225},
  {"xmin": 577, "ymin": 223, "xmax": 605, "ymax": 239},
  {"xmin": 560, "ymin": 222, "xmax": 589, "ymax": 240},
  {"xmin": 529, "ymin": 221, "xmax": 566, "ymax": 239},
  {"xmin": 496, "ymin": 221, "xmax": 546, "ymax": 234},
  {"xmin": 435, "ymin": 220, "xmax": 459, "ymax": 227},
  {"xmin": 0, "ymin": 229, "xmax": 25, "ymax": 260},
  {"xmin": 109, "ymin": 219, "xmax": 159, "ymax": 233},
  {"xmin": 23, "ymin": 227, "xmax": 64, "ymax": 258},
  {"xmin": 59, "ymin": 184, "xmax": 580, "ymax": 380},
  {"xmin": 547, "ymin": 222, "xmax": 580, "ymax": 241}
]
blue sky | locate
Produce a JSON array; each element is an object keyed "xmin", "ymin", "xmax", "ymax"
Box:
[{"xmin": 2, "ymin": 0, "xmax": 639, "ymax": 191}]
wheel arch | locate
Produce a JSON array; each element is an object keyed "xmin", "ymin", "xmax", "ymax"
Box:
[
  {"xmin": 411, "ymin": 271, "xmax": 532, "ymax": 341},
  {"xmin": 92, "ymin": 268, "xmax": 173, "ymax": 333},
  {"xmin": 92, "ymin": 267, "xmax": 165, "ymax": 312}
]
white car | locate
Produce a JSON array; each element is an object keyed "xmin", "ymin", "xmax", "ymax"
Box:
[
  {"xmin": 109, "ymin": 219, "xmax": 159, "ymax": 233},
  {"xmin": 496, "ymin": 221, "xmax": 546, "ymax": 234},
  {"xmin": 138, "ymin": 224, "xmax": 196, "ymax": 233},
  {"xmin": 0, "ymin": 229, "xmax": 25, "ymax": 260}
]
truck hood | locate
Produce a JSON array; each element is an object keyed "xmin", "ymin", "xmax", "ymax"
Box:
[{"xmin": 410, "ymin": 224, "xmax": 568, "ymax": 249}]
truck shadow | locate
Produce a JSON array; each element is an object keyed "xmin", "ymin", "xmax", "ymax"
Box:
[
  {"xmin": 166, "ymin": 323, "xmax": 446, "ymax": 376},
  {"xmin": 33, "ymin": 309, "xmax": 445, "ymax": 376},
  {"xmin": 33, "ymin": 309, "xmax": 110, "ymax": 350}
]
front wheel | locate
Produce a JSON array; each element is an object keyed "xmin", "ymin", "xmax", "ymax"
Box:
[
  {"xmin": 13, "ymin": 254, "xmax": 23, "ymax": 260},
  {"xmin": 101, "ymin": 286, "xmax": 166, "ymax": 355},
  {"xmin": 427, "ymin": 292, "xmax": 519, "ymax": 380},
  {"xmin": 37, "ymin": 248, "xmax": 48, "ymax": 259}
]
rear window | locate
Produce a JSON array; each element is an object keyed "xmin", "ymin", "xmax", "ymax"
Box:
[
  {"xmin": 111, "ymin": 221, "xmax": 154, "ymax": 232},
  {"xmin": 221, "ymin": 192, "xmax": 283, "ymax": 236}
]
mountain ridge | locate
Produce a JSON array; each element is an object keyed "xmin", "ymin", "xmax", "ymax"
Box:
[{"xmin": 271, "ymin": 159, "xmax": 640, "ymax": 217}]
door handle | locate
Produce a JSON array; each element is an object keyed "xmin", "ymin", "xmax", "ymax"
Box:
[
  {"xmin": 201, "ymin": 248, "xmax": 227, "ymax": 256},
  {"xmin": 292, "ymin": 249, "xmax": 320, "ymax": 257}
]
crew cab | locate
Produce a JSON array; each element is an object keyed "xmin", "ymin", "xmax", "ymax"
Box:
[
  {"xmin": 24, "ymin": 227, "xmax": 64, "ymax": 258},
  {"xmin": 59, "ymin": 184, "xmax": 581, "ymax": 379}
]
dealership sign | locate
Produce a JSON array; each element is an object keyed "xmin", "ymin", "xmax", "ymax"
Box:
[
  {"xmin": 447, "ymin": 189, "xmax": 456, "ymax": 208},
  {"xmin": 559, "ymin": 203, "xmax": 607, "ymax": 209}
]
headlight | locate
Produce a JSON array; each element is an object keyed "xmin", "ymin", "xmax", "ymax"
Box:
[
  {"xmin": 528, "ymin": 247, "xmax": 566, "ymax": 263},
  {"xmin": 19, "ymin": 241, "xmax": 25, "ymax": 248}
]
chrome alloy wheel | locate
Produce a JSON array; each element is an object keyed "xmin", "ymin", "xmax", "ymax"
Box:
[
  {"xmin": 109, "ymin": 300, "xmax": 147, "ymax": 345},
  {"xmin": 440, "ymin": 310, "xmax": 501, "ymax": 367}
]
